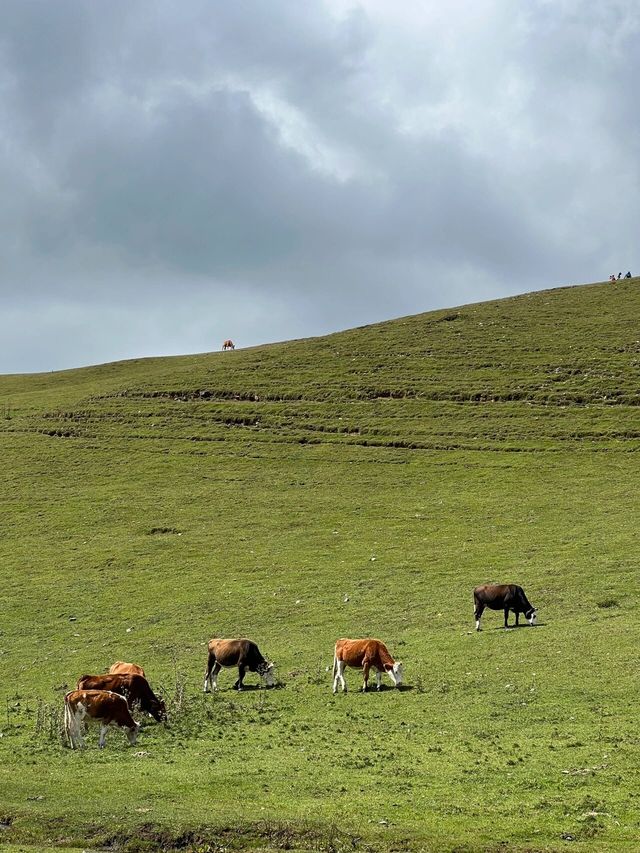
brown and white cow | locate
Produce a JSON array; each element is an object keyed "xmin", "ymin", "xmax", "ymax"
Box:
[
  {"xmin": 108, "ymin": 661, "xmax": 146, "ymax": 677},
  {"xmin": 64, "ymin": 689, "xmax": 139, "ymax": 749},
  {"xmin": 77, "ymin": 673, "xmax": 166, "ymax": 722},
  {"xmin": 222, "ymin": 339, "xmax": 235, "ymax": 350},
  {"xmin": 473, "ymin": 583, "xmax": 537, "ymax": 631},
  {"xmin": 203, "ymin": 638, "xmax": 275, "ymax": 692},
  {"xmin": 332, "ymin": 638, "xmax": 404, "ymax": 694}
]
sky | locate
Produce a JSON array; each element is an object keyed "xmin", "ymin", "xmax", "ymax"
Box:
[{"xmin": 1, "ymin": 1, "xmax": 638, "ymax": 374}]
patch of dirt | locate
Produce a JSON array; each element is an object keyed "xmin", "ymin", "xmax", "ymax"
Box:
[
  {"xmin": 146, "ymin": 527, "xmax": 183, "ymax": 536},
  {"xmin": 90, "ymin": 819, "xmax": 369, "ymax": 852}
]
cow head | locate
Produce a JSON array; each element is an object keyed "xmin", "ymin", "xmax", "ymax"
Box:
[
  {"xmin": 388, "ymin": 661, "xmax": 404, "ymax": 688},
  {"xmin": 527, "ymin": 608, "xmax": 537, "ymax": 627},
  {"xmin": 257, "ymin": 661, "xmax": 276, "ymax": 687},
  {"xmin": 126, "ymin": 723, "xmax": 141, "ymax": 746},
  {"xmin": 150, "ymin": 697, "xmax": 167, "ymax": 722}
]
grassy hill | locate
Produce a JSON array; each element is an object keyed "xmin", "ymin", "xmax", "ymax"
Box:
[{"xmin": 1, "ymin": 278, "xmax": 640, "ymax": 852}]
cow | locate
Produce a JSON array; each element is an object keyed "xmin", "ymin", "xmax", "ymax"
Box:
[
  {"xmin": 222, "ymin": 339, "xmax": 235, "ymax": 350},
  {"xmin": 77, "ymin": 673, "xmax": 166, "ymax": 722},
  {"xmin": 108, "ymin": 661, "xmax": 146, "ymax": 677},
  {"xmin": 332, "ymin": 638, "xmax": 404, "ymax": 694},
  {"xmin": 473, "ymin": 583, "xmax": 537, "ymax": 631},
  {"xmin": 64, "ymin": 689, "xmax": 139, "ymax": 749},
  {"xmin": 203, "ymin": 638, "xmax": 275, "ymax": 692}
]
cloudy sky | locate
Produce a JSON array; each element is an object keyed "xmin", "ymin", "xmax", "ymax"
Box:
[{"xmin": 1, "ymin": 1, "xmax": 638, "ymax": 373}]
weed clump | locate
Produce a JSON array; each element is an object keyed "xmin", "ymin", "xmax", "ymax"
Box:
[{"xmin": 33, "ymin": 699, "xmax": 64, "ymax": 746}]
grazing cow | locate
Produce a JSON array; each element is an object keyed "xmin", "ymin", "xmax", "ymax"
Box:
[
  {"xmin": 64, "ymin": 689, "xmax": 139, "ymax": 749},
  {"xmin": 473, "ymin": 583, "xmax": 537, "ymax": 631},
  {"xmin": 77, "ymin": 673, "xmax": 166, "ymax": 722},
  {"xmin": 203, "ymin": 638, "xmax": 275, "ymax": 692},
  {"xmin": 332, "ymin": 638, "xmax": 403, "ymax": 694},
  {"xmin": 108, "ymin": 661, "xmax": 146, "ymax": 677},
  {"xmin": 222, "ymin": 339, "xmax": 235, "ymax": 350}
]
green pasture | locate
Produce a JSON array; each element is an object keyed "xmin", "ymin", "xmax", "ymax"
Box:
[{"xmin": 1, "ymin": 279, "xmax": 640, "ymax": 851}]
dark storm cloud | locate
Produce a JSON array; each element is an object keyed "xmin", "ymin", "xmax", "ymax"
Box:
[{"xmin": 1, "ymin": 1, "xmax": 638, "ymax": 372}]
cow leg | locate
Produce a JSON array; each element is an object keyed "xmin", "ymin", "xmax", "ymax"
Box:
[
  {"xmin": 334, "ymin": 660, "xmax": 347, "ymax": 693},
  {"xmin": 204, "ymin": 654, "xmax": 222, "ymax": 692},
  {"xmin": 362, "ymin": 661, "xmax": 371, "ymax": 692},
  {"xmin": 204, "ymin": 652, "xmax": 216, "ymax": 693},
  {"xmin": 73, "ymin": 709, "xmax": 85, "ymax": 749},
  {"xmin": 375, "ymin": 670, "xmax": 382, "ymax": 691},
  {"xmin": 98, "ymin": 723, "xmax": 109, "ymax": 748},
  {"xmin": 67, "ymin": 708, "xmax": 79, "ymax": 749},
  {"xmin": 332, "ymin": 660, "xmax": 341, "ymax": 694},
  {"xmin": 339, "ymin": 661, "xmax": 348, "ymax": 693},
  {"xmin": 206, "ymin": 661, "xmax": 222, "ymax": 692},
  {"xmin": 474, "ymin": 603, "xmax": 484, "ymax": 631},
  {"xmin": 504, "ymin": 608, "xmax": 510, "ymax": 628},
  {"xmin": 234, "ymin": 665, "xmax": 247, "ymax": 690},
  {"xmin": 515, "ymin": 611, "xmax": 520, "ymax": 627},
  {"xmin": 64, "ymin": 704, "xmax": 74, "ymax": 749}
]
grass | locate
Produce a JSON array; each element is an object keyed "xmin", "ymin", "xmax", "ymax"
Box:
[{"xmin": 1, "ymin": 278, "xmax": 640, "ymax": 851}]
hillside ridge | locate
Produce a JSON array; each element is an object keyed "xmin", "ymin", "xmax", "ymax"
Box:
[
  {"xmin": 1, "ymin": 277, "xmax": 640, "ymax": 453},
  {"xmin": 0, "ymin": 277, "xmax": 629, "ymax": 381}
]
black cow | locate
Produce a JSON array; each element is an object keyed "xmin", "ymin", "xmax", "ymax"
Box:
[
  {"xmin": 203, "ymin": 638, "xmax": 275, "ymax": 691},
  {"xmin": 473, "ymin": 583, "xmax": 537, "ymax": 631}
]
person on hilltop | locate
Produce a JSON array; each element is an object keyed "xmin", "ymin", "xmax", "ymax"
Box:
[{"xmin": 618, "ymin": 272, "xmax": 622, "ymax": 279}]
